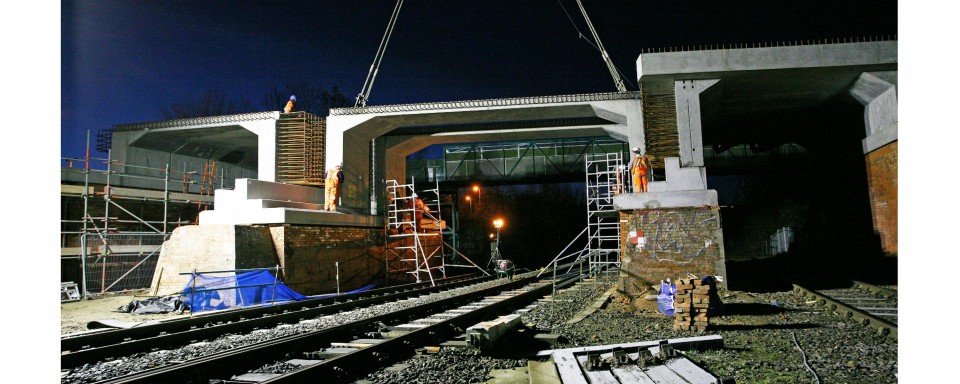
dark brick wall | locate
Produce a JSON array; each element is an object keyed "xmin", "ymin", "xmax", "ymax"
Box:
[
  {"xmin": 619, "ymin": 206, "xmax": 726, "ymax": 296},
  {"xmin": 865, "ymin": 141, "xmax": 897, "ymax": 255},
  {"xmin": 236, "ymin": 226, "xmax": 281, "ymax": 270},
  {"xmin": 272, "ymin": 225, "xmax": 386, "ymax": 295}
]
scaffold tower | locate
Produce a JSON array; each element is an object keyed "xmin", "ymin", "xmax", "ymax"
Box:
[
  {"xmin": 583, "ymin": 152, "xmax": 624, "ymax": 273},
  {"xmin": 384, "ymin": 178, "xmax": 445, "ymax": 285},
  {"xmin": 538, "ymin": 152, "xmax": 625, "ymax": 278}
]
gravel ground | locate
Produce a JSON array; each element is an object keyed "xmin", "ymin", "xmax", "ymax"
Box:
[
  {"xmin": 61, "ymin": 278, "xmax": 527, "ymax": 384},
  {"xmin": 61, "ymin": 292, "xmax": 190, "ymax": 336},
  {"xmin": 360, "ymin": 276, "xmax": 898, "ymax": 384},
  {"xmin": 61, "ymin": 279, "xmax": 898, "ymax": 383}
]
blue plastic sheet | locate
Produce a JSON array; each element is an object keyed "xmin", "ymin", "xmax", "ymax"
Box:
[
  {"xmin": 181, "ymin": 270, "xmax": 306, "ymax": 313},
  {"xmin": 656, "ymin": 280, "xmax": 677, "ymax": 316}
]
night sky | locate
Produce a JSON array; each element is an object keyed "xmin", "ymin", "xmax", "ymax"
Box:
[
  {"xmin": 8, "ymin": 2, "xmax": 960, "ymax": 381},
  {"xmin": 59, "ymin": 0, "xmax": 898, "ymax": 158}
]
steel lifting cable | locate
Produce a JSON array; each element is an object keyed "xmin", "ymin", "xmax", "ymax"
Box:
[
  {"xmin": 356, "ymin": 0, "xmax": 404, "ymax": 108},
  {"xmin": 557, "ymin": 0, "xmax": 633, "ymax": 92}
]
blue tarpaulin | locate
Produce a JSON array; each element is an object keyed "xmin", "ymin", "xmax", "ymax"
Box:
[
  {"xmin": 181, "ymin": 270, "xmax": 306, "ymax": 313},
  {"xmin": 657, "ymin": 280, "xmax": 677, "ymax": 316}
]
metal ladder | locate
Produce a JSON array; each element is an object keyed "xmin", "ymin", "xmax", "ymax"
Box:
[
  {"xmin": 384, "ymin": 178, "xmax": 444, "ymax": 285},
  {"xmin": 581, "ymin": 152, "xmax": 624, "ymax": 275},
  {"xmin": 538, "ymin": 153, "xmax": 625, "ymax": 279}
]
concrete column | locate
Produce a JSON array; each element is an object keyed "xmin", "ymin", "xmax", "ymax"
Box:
[
  {"xmin": 253, "ymin": 119, "xmax": 278, "ymax": 182},
  {"xmin": 621, "ymin": 99, "xmax": 645, "ymax": 153},
  {"xmin": 674, "ymin": 79, "xmax": 719, "ymax": 167},
  {"xmin": 327, "ymin": 115, "xmax": 379, "ymax": 214},
  {"xmin": 850, "ymin": 71, "xmax": 898, "ymax": 154}
]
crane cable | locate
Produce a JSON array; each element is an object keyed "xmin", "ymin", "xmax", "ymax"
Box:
[
  {"xmin": 355, "ymin": 0, "xmax": 404, "ymax": 108},
  {"xmin": 570, "ymin": 0, "xmax": 628, "ymax": 93},
  {"xmin": 556, "ymin": 0, "xmax": 636, "ymax": 91}
]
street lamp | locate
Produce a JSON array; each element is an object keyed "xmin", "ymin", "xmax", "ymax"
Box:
[
  {"xmin": 465, "ymin": 195, "xmax": 472, "ymax": 210},
  {"xmin": 492, "ymin": 218, "xmax": 504, "ymax": 263},
  {"xmin": 472, "ymin": 184, "xmax": 480, "ymax": 205}
]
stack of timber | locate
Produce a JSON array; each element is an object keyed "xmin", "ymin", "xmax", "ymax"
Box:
[{"xmin": 673, "ymin": 278, "xmax": 712, "ymax": 332}]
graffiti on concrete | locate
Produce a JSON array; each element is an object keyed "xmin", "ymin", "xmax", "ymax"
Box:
[{"xmin": 635, "ymin": 209, "xmax": 719, "ymax": 264}]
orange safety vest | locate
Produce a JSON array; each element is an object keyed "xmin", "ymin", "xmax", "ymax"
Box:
[
  {"xmin": 631, "ymin": 154, "xmax": 649, "ymax": 176},
  {"xmin": 284, "ymin": 100, "xmax": 295, "ymax": 113}
]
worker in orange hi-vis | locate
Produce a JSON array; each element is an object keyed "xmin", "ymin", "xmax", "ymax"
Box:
[
  {"xmin": 324, "ymin": 164, "xmax": 343, "ymax": 211},
  {"xmin": 413, "ymin": 194, "xmax": 430, "ymax": 232},
  {"xmin": 630, "ymin": 147, "xmax": 650, "ymax": 193},
  {"xmin": 284, "ymin": 95, "xmax": 297, "ymax": 113}
]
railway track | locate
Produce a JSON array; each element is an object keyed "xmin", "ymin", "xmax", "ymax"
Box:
[
  {"xmin": 61, "ymin": 275, "xmax": 484, "ymax": 368},
  {"xmin": 62, "ymin": 272, "xmax": 578, "ymax": 383},
  {"xmin": 792, "ymin": 281, "xmax": 897, "ymax": 340}
]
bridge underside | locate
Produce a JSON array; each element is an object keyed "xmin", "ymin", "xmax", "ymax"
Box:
[{"xmin": 327, "ymin": 94, "xmax": 645, "ymax": 215}]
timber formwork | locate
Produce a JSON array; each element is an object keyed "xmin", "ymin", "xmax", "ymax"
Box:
[
  {"xmin": 640, "ymin": 83, "xmax": 679, "ymax": 173},
  {"xmin": 276, "ymin": 111, "xmax": 326, "ymax": 185}
]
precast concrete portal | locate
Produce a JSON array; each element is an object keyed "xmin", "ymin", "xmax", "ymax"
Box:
[{"xmin": 325, "ymin": 93, "xmax": 645, "ymax": 215}]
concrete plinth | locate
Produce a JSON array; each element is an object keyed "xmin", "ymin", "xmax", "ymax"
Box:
[{"xmin": 151, "ymin": 221, "xmax": 388, "ymax": 297}]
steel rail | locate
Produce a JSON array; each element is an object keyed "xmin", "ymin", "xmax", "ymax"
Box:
[
  {"xmin": 98, "ymin": 275, "xmax": 555, "ymax": 383},
  {"xmin": 263, "ymin": 274, "xmax": 580, "ymax": 383},
  {"xmin": 792, "ymin": 284, "xmax": 897, "ymax": 340},
  {"xmin": 61, "ymin": 275, "xmax": 485, "ymax": 365},
  {"xmin": 852, "ymin": 280, "xmax": 897, "ymax": 299}
]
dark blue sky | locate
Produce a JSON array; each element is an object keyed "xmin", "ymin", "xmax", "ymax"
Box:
[{"xmin": 60, "ymin": 0, "xmax": 897, "ymax": 159}]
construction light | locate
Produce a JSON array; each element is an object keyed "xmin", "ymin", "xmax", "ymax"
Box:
[{"xmin": 493, "ymin": 218, "xmax": 504, "ymax": 229}]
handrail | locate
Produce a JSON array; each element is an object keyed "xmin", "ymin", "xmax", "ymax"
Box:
[{"xmin": 538, "ymin": 227, "xmax": 588, "ymax": 277}]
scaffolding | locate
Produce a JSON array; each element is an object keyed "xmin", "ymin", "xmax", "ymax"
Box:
[
  {"xmin": 539, "ymin": 152, "xmax": 625, "ymax": 277},
  {"xmin": 583, "ymin": 152, "xmax": 624, "ymax": 273},
  {"xmin": 61, "ymin": 133, "xmax": 232, "ymax": 299},
  {"xmin": 384, "ymin": 178, "xmax": 445, "ymax": 285}
]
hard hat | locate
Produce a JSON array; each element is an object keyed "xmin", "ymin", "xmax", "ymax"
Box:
[
  {"xmin": 412, "ymin": 193, "xmax": 418, "ymax": 198},
  {"xmin": 336, "ymin": 164, "xmax": 342, "ymax": 169},
  {"xmin": 632, "ymin": 147, "xmax": 640, "ymax": 153},
  {"xmin": 290, "ymin": 95, "xmax": 297, "ymax": 101}
]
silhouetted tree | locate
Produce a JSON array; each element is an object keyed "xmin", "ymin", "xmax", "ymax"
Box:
[
  {"xmin": 263, "ymin": 81, "xmax": 349, "ymax": 116},
  {"xmin": 161, "ymin": 83, "xmax": 350, "ymax": 119},
  {"xmin": 160, "ymin": 90, "xmax": 255, "ymax": 119}
]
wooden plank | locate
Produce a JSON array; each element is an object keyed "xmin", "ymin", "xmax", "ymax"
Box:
[
  {"xmin": 645, "ymin": 364, "xmax": 689, "ymax": 384},
  {"xmin": 575, "ymin": 355, "xmax": 620, "ymax": 384},
  {"xmin": 612, "ymin": 365, "xmax": 657, "ymax": 384},
  {"xmin": 665, "ymin": 358, "xmax": 719, "ymax": 384},
  {"xmin": 552, "ymin": 352, "xmax": 589, "ymax": 384},
  {"xmin": 536, "ymin": 335, "xmax": 723, "ymax": 357},
  {"xmin": 528, "ymin": 360, "xmax": 562, "ymax": 384},
  {"xmin": 231, "ymin": 372, "xmax": 281, "ymax": 382}
]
